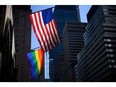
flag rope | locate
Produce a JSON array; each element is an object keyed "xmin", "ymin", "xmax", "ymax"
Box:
[{"xmin": 31, "ymin": 46, "xmax": 40, "ymax": 51}]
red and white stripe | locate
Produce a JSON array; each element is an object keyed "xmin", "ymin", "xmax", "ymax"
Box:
[{"xmin": 30, "ymin": 12, "xmax": 61, "ymax": 52}]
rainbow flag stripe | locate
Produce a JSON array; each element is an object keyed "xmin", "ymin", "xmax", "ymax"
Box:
[{"xmin": 27, "ymin": 48, "xmax": 44, "ymax": 79}]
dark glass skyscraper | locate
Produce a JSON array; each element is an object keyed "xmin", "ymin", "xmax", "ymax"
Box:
[
  {"xmin": 49, "ymin": 5, "xmax": 80, "ymax": 81},
  {"xmin": 75, "ymin": 5, "xmax": 116, "ymax": 81},
  {"xmin": 62, "ymin": 22, "xmax": 86, "ymax": 81},
  {"xmin": 13, "ymin": 6, "xmax": 32, "ymax": 81}
]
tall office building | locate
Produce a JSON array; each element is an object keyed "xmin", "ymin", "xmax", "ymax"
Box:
[
  {"xmin": 0, "ymin": 5, "xmax": 16, "ymax": 81},
  {"xmin": 75, "ymin": 5, "xmax": 116, "ymax": 81},
  {"xmin": 13, "ymin": 6, "xmax": 32, "ymax": 81},
  {"xmin": 49, "ymin": 5, "xmax": 80, "ymax": 81},
  {"xmin": 62, "ymin": 22, "xmax": 86, "ymax": 81}
]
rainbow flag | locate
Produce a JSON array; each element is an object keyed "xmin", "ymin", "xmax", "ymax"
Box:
[{"xmin": 27, "ymin": 48, "xmax": 44, "ymax": 79}]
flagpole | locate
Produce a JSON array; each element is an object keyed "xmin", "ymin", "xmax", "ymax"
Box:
[
  {"xmin": 31, "ymin": 46, "xmax": 40, "ymax": 51},
  {"xmin": 14, "ymin": 6, "xmax": 55, "ymax": 19}
]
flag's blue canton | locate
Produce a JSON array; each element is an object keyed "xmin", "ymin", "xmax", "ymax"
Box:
[{"xmin": 42, "ymin": 8, "xmax": 54, "ymax": 24}]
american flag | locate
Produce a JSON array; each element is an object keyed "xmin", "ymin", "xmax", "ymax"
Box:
[{"xmin": 30, "ymin": 8, "xmax": 61, "ymax": 52}]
